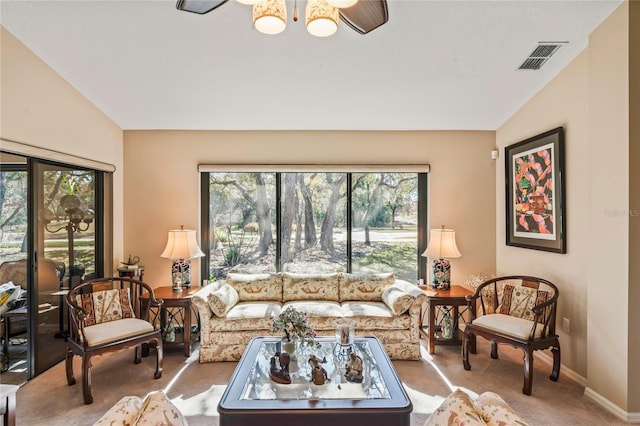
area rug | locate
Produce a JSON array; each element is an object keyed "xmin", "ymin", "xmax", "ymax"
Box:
[{"xmin": 12, "ymin": 340, "xmax": 624, "ymax": 425}]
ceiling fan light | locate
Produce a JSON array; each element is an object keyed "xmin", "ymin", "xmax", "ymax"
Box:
[
  {"xmin": 306, "ymin": 0, "xmax": 339, "ymax": 37},
  {"xmin": 253, "ymin": 0, "xmax": 287, "ymax": 35},
  {"xmin": 325, "ymin": 0, "xmax": 358, "ymax": 8}
]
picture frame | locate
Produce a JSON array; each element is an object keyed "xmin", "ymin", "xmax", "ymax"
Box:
[{"xmin": 505, "ymin": 127, "xmax": 566, "ymax": 253}]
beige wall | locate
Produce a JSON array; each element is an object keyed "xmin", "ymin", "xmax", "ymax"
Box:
[
  {"xmin": 587, "ymin": 2, "xmax": 631, "ymax": 411},
  {"xmin": 0, "ymin": 26, "xmax": 125, "ymax": 269},
  {"xmin": 497, "ymin": 50, "xmax": 589, "ymax": 378},
  {"xmin": 123, "ymin": 130, "xmax": 497, "ymax": 289},
  {"xmin": 628, "ymin": 0, "xmax": 640, "ymax": 413},
  {"xmin": 498, "ymin": 2, "xmax": 638, "ymax": 415}
]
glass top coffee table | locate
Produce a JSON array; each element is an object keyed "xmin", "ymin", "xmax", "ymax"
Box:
[{"xmin": 218, "ymin": 336, "xmax": 412, "ymax": 426}]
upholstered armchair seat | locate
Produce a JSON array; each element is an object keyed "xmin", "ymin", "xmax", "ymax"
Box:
[
  {"xmin": 82, "ymin": 318, "xmax": 156, "ymax": 347},
  {"xmin": 470, "ymin": 314, "xmax": 545, "ymax": 340}
]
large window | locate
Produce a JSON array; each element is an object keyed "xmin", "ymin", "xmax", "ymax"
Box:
[{"xmin": 203, "ymin": 170, "xmax": 427, "ymax": 282}]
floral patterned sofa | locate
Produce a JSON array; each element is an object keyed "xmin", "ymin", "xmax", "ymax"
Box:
[{"xmin": 192, "ymin": 272, "xmax": 426, "ymax": 362}]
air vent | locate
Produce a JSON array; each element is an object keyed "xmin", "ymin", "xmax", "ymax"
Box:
[{"xmin": 518, "ymin": 42, "xmax": 568, "ymax": 70}]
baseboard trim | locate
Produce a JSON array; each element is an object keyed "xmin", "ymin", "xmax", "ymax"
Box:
[
  {"xmin": 533, "ymin": 351, "xmax": 586, "ymax": 387},
  {"xmin": 584, "ymin": 387, "xmax": 640, "ymax": 423},
  {"xmin": 534, "ymin": 352, "xmax": 640, "ymax": 422}
]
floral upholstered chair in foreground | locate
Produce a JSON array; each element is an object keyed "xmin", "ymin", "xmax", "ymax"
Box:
[
  {"xmin": 65, "ymin": 277, "xmax": 164, "ymax": 404},
  {"xmin": 462, "ymin": 275, "xmax": 561, "ymax": 395}
]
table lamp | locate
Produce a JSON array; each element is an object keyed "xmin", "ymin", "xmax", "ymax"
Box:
[
  {"xmin": 160, "ymin": 226, "xmax": 205, "ymax": 291},
  {"xmin": 422, "ymin": 226, "xmax": 461, "ymax": 290}
]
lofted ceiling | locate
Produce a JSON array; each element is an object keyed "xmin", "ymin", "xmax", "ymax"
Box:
[{"xmin": 0, "ymin": 0, "xmax": 621, "ymax": 131}]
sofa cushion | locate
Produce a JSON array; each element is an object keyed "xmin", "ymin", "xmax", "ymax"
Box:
[
  {"xmin": 77, "ymin": 288, "xmax": 135, "ymax": 326},
  {"xmin": 206, "ymin": 284, "xmax": 239, "ymax": 317},
  {"xmin": 425, "ymin": 388, "xmax": 486, "ymax": 426},
  {"xmin": 381, "ymin": 286, "xmax": 414, "ymax": 316},
  {"xmin": 226, "ymin": 273, "xmax": 283, "ymax": 302},
  {"xmin": 474, "ymin": 391, "xmax": 529, "ymax": 426},
  {"xmin": 339, "ymin": 272, "xmax": 395, "ymax": 302},
  {"xmin": 498, "ymin": 284, "xmax": 549, "ymax": 323},
  {"xmin": 283, "ymin": 301, "xmax": 343, "ymax": 331},
  {"xmin": 282, "ymin": 272, "xmax": 340, "ymax": 302},
  {"xmin": 210, "ymin": 302, "xmax": 282, "ymax": 332},
  {"xmin": 471, "ymin": 313, "xmax": 543, "ymax": 340},
  {"xmin": 341, "ymin": 301, "xmax": 411, "ymax": 330}
]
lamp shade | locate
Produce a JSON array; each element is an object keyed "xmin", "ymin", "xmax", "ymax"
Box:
[
  {"xmin": 422, "ymin": 228, "xmax": 461, "ymax": 259},
  {"xmin": 253, "ymin": 0, "xmax": 287, "ymax": 35},
  {"xmin": 160, "ymin": 228, "xmax": 205, "ymax": 260},
  {"xmin": 306, "ymin": 0, "xmax": 339, "ymax": 37}
]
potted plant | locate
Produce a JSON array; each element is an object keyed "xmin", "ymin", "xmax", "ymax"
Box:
[{"xmin": 270, "ymin": 306, "xmax": 320, "ymax": 355}]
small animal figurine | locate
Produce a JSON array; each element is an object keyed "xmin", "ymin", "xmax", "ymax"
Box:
[
  {"xmin": 308, "ymin": 354, "xmax": 329, "ymax": 385},
  {"xmin": 269, "ymin": 351, "xmax": 291, "ymax": 384},
  {"xmin": 345, "ymin": 352, "xmax": 363, "ymax": 383}
]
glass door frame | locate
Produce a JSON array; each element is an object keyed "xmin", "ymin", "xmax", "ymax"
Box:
[{"xmin": 27, "ymin": 158, "xmax": 106, "ymax": 378}]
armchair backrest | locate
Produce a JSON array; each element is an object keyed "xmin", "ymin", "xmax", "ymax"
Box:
[
  {"xmin": 468, "ymin": 275, "xmax": 559, "ymax": 336},
  {"xmin": 66, "ymin": 277, "xmax": 162, "ymax": 345}
]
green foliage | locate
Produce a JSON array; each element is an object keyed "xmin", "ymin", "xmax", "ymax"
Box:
[
  {"xmin": 353, "ymin": 242, "xmax": 417, "ymax": 282},
  {"xmin": 214, "ymin": 228, "xmax": 228, "ymax": 243},
  {"xmin": 224, "ymin": 246, "xmax": 241, "ymax": 266},
  {"xmin": 270, "ymin": 306, "xmax": 320, "ymax": 348}
]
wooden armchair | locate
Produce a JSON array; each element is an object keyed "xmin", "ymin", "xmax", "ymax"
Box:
[
  {"xmin": 462, "ymin": 275, "xmax": 561, "ymax": 395},
  {"xmin": 65, "ymin": 277, "xmax": 164, "ymax": 404}
]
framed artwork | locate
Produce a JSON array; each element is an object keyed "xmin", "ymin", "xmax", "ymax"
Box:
[{"xmin": 505, "ymin": 127, "xmax": 566, "ymax": 253}]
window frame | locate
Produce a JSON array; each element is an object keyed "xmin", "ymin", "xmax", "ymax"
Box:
[{"xmin": 200, "ymin": 170, "xmax": 429, "ymax": 282}]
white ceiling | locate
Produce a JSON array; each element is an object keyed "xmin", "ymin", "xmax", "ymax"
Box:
[{"xmin": 0, "ymin": 0, "xmax": 621, "ymax": 131}]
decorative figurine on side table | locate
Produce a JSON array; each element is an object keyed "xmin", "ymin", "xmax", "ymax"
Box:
[
  {"xmin": 345, "ymin": 352, "xmax": 363, "ymax": 383},
  {"xmin": 269, "ymin": 351, "xmax": 291, "ymax": 384},
  {"xmin": 308, "ymin": 354, "xmax": 329, "ymax": 385}
]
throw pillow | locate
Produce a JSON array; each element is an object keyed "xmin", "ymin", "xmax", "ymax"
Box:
[
  {"xmin": 226, "ymin": 272, "xmax": 283, "ymax": 301},
  {"xmin": 474, "ymin": 391, "xmax": 530, "ymax": 426},
  {"xmin": 207, "ymin": 284, "xmax": 239, "ymax": 317},
  {"xmin": 497, "ymin": 285, "xmax": 549, "ymax": 323},
  {"xmin": 381, "ymin": 286, "xmax": 414, "ymax": 316},
  {"xmin": 133, "ymin": 390, "xmax": 188, "ymax": 426},
  {"xmin": 425, "ymin": 388, "xmax": 486, "ymax": 426},
  {"xmin": 339, "ymin": 272, "xmax": 395, "ymax": 302},
  {"xmin": 77, "ymin": 288, "xmax": 135, "ymax": 326}
]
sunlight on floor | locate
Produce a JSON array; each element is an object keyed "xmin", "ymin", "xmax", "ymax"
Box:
[
  {"xmin": 159, "ymin": 350, "xmax": 223, "ymax": 418},
  {"xmin": 171, "ymin": 384, "xmax": 226, "ymax": 418}
]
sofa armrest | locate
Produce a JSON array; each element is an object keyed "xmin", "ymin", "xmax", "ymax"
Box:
[
  {"xmin": 391, "ymin": 279, "xmax": 427, "ymax": 306},
  {"xmin": 192, "ymin": 282, "xmax": 224, "ymax": 320}
]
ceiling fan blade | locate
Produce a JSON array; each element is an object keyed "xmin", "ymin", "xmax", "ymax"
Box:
[
  {"xmin": 176, "ymin": 0, "xmax": 229, "ymax": 14},
  {"xmin": 339, "ymin": 0, "xmax": 388, "ymax": 35}
]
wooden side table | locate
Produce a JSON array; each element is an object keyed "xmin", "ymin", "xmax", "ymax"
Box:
[
  {"xmin": 419, "ymin": 285, "xmax": 475, "ymax": 354},
  {"xmin": 141, "ymin": 286, "xmax": 200, "ymax": 357}
]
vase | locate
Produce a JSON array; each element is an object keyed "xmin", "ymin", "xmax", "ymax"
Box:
[{"xmin": 281, "ymin": 337, "xmax": 297, "ymax": 360}]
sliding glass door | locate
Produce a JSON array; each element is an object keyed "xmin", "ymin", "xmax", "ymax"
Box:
[{"xmin": 30, "ymin": 160, "xmax": 103, "ymax": 376}]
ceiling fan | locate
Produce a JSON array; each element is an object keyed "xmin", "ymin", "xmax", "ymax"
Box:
[{"xmin": 176, "ymin": 0, "xmax": 388, "ymax": 36}]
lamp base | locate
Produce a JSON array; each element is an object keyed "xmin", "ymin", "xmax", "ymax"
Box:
[
  {"xmin": 171, "ymin": 258, "xmax": 192, "ymax": 289},
  {"xmin": 431, "ymin": 258, "xmax": 451, "ymax": 290}
]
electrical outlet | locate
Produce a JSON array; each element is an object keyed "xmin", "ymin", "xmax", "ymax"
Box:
[{"xmin": 562, "ymin": 317, "xmax": 570, "ymax": 333}]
